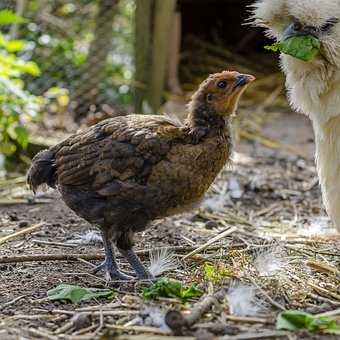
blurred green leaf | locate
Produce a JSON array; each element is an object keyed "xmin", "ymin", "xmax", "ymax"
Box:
[
  {"xmin": 5, "ymin": 40, "xmax": 26, "ymax": 53},
  {"xmin": 47, "ymin": 284, "xmax": 114, "ymax": 304},
  {"xmin": 0, "ymin": 141, "xmax": 17, "ymax": 155},
  {"xmin": 0, "ymin": 9, "xmax": 26, "ymax": 25},
  {"xmin": 276, "ymin": 311, "xmax": 340, "ymax": 334},
  {"xmin": 143, "ymin": 278, "xmax": 203, "ymax": 302},
  {"xmin": 19, "ymin": 61, "xmax": 41, "ymax": 76},
  {"xmin": 14, "ymin": 126, "xmax": 29, "ymax": 149},
  {"xmin": 0, "ymin": 33, "xmax": 25, "ymax": 52},
  {"xmin": 0, "ymin": 15, "xmax": 42, "ymax": 169}
]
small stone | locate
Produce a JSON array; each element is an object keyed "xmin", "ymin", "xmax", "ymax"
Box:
[
  {"xmin": 8, "ymin": 213, "xmax": 18, "ymax": 221},
  {"xmin": 195, "ymin": 329, "xmax": 214, "ymax": 340},
  {"xmin": 18, "ymin": 221, "xmax": 29, "ymax": 228},
  {"xmin": 228, "ymin": 177, "xmax": 244, "ymax": 199},
  {"xmin": 205, "ymin": 221, "xmax": 218, "ymax": 229},
  {"xmin": 71, "ymin": 313, "xmax": 91, "ymax": 330}
]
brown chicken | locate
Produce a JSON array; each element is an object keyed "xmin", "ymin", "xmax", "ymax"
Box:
[{"xmin": 27, "ymin": 71, "xmax": 255, "ymax": 280}]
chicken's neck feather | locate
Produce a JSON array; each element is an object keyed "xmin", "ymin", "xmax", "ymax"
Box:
[
  {"xmin": 186, "ymin": 100, "xmax": 227, "ymax": 137},
  {"xmin": 282, "ymin": 55, "xmax": 340, "ymax": 137}
]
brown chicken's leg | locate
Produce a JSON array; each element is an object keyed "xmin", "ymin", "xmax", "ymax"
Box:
[
  {"xmin": 118, "ymin": 248, "xmax": 154, "ymax": 280},
  {"xmin": 92, "ymin": 230, "xmax": 132, "ymax": 281}
]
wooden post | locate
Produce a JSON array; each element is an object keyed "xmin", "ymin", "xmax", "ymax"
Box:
[
  {"xmin": 134, "ymin": 0, "xmax": 153, "ymax": 113},
  {"xmin": 167, "ymin": 11, "xmax": 182, "ymax": 95},
  {"xmin": 148, "ymin": 0, "xmax": 176, "ymax": 114},
  {"xmin": 10, "ymin": 0, "xmax": 26, "ymax": 39}
]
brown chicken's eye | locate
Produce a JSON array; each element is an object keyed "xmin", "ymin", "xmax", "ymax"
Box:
[{"xmin": 217, "ymin": 80, "xmax": 227, "ymax": 89}]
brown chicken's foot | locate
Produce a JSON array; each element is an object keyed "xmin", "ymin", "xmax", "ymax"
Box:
[
  {"xmin": 119, "ymin": 248, "xmax": 154, "ymax": 280},
  {"xmin": 92, "ymin": 260, "xmax": 133, "ymax": 281},
  {"xmin": 92, "ymin": 230, "xmax": 134, "ymax": 281}
]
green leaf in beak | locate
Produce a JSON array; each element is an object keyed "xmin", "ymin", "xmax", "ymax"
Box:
[{"xmin": 265, "ymin": 35, "xmax": 321, "ymax": 62}]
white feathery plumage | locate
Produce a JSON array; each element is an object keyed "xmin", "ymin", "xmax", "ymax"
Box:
[
  {"xmin": 227, "ymin": 282, "xmax": 268, "ymax": 316},
  {"xmin": 129, "ymin": 306, "xmax": 170, "ymax": 331},
  {"xmin": 298, "ymin": 216, "xmax": 336, "ymax": 236},
  {"xmin": 68, "ymin": 230, "xmax": 103, "ymax": 245},
  {"xmin": 148, "ymin": 248, "xmax": 178, "ymax": 277},
  {"xmin": 251, "ymin": 0, "xmax": 340, "ymax": 232},
  {"xmin": 254, "ymin": 243, "xmax": 288, "ymax": 277}
]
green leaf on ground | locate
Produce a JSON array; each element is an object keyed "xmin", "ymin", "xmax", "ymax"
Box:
[
  {"xmin": 276, "ymin": 310, "xmax": 340, "ymax": 334},
  {"xmin": 265, "ymin": 35, "xmax": 321, "ymax": 62},
  {"xmin": 47, "ymin": 284, "xmax": 113, "ymax": 304},
  {"xmin": 143, "ymin": 278, "xmax": 203, "ymax": 301},
  {"xmin": 203, "ymin": 262, "xmax": 232, "ymax": 284}
]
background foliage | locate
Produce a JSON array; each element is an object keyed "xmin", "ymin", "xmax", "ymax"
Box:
[
  {"xmin": 0, "ymin": 9, "xmax": 41, "ymax": 161},
  {"xmin": 0, "ymin": 0, "xmax": 134, "ymax": 171}
]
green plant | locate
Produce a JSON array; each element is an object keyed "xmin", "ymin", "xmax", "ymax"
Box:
[
  {"xmin": 0, "ymin": 9, "xmax": 41, "ymax": 159},
  {"xmin": 276, "ymin": 310, "xmax": 340, "ymax": 334},
  {"xmin": 203, "ymin": 262, "xmax": 232, "ymax": 284},
  {"xmin": 143, "ymin": 278, "xmax": 204, "ymax": 302}
]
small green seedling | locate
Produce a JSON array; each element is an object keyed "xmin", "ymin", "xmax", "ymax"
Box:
[
  {"xmin": 143, "ymin": 278, "xmax": 203, "ymax": 302},
  {"xmin": 265, "ymin": 35, "xmax": 321, "ymax": 62},
  {"xmin": 276, "ymin": 310, "xmax": 340, "ymax": 334},
  {"xmin": 203, "ymin": 262, "xmax": 232, "ymax": 284}
]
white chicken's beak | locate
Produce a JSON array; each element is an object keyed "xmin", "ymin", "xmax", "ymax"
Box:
[{"xmin": 283, "ymin": 22, "xmax": 319, "ymax": 40}]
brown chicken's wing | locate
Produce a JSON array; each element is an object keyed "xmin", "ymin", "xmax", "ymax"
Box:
[{"xmin": 54, "ymin": 115, "xmax": 185, "ymax": 191}]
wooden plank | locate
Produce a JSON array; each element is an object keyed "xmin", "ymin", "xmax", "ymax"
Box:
[
  {"xmin": 134, "ymin": 0, "xmax": 153, "ymax": 113},
  {"xmin": 148, "ymin": 0, "xmax": 176, "ymax": 113}
]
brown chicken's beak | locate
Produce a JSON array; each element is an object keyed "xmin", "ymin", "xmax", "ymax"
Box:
[{"xmin": 234, "ymin": 74, "xmax": 256, "ymax": 88}]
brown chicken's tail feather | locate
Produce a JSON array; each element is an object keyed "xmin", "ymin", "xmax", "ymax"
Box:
[{"xmin": 27, "ymin": 149, "xmax": 57, "ymax": 193}]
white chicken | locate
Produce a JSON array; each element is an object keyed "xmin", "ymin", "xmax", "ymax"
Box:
[{"xmin": 251, "ymin": 0, "xmax": 340, "ymax": 232}]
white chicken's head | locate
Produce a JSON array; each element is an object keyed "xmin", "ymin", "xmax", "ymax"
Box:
[
  {"xmin": 251, "ymin": 0, "xmax": 340, "ymax": 65},
  {"xmin": 250, "ymin": 0, "xmax": 340, "ymax": 128}
]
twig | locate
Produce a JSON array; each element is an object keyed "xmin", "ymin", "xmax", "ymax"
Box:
[
  {"xmin": 106, "ymin": 324, "xmax": 170, "ymax": 335},
  {"xmin": 308, "ymin": 292, "xmax": 340, "ymax": 306},
  {"xmin": 26, "ymin": 328, "xmax": 58, "ymax": 340},
  {"xmin": 221, "ymin": 331, "xmax": 289, "ymax": 340},
  {"xmin": 0, "ymin": 295, "xmax": 26, "ymax": 310},
  {"xmin": 182, "ymin": 227, "xmax": 238, "ymax": 260},
  {"xmin": 225, "ymin": 315, "xmax": 273, "ymax": 324},
  {"xmin": 315, "ymin": 308, "xmax": 340, "ymax": 318},
  {"xmin": 0, "ymin": 245, "xmax": 232, "ymax": 264},
  {"xmin": 92, "ymin": 307, "xmax": 104, "ymax": 336},
  {"xmin": 0, "ymin": 222, "xmax": 45, "ymax": 245},
  {"xmin": 306, "ymin": 260, "xmax": 340, "ymax": 278},
  {"xmin": 52, "ymin": 309, "xmax": 139, "ymax": 317},
  {"xmin": 289, "ymin": 272, "xmax": 340, "ymax": 301},
  {"xmin": 31, "ymin": 239, "xmax": 77, "ymax": 248},
  {"xmin": 0, "ymin": 253, "xmax": 104, "ymax": 264},
  {"xmin": 249, "ymin": 278, "xmax": 286, "ymax": 311},
  {"xmin": 165, "ymin": 289, "xmax": 227, "ymax": 335}
]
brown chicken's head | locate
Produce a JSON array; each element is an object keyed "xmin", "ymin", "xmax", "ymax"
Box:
[{"xmin": 189, "ymin": 71, "xmax": 255, "ymax": 117}]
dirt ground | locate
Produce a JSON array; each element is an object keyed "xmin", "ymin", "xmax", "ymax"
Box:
[{"xmin": 0, "ymin": 109, "xmax": 339, "ymax": 340}]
